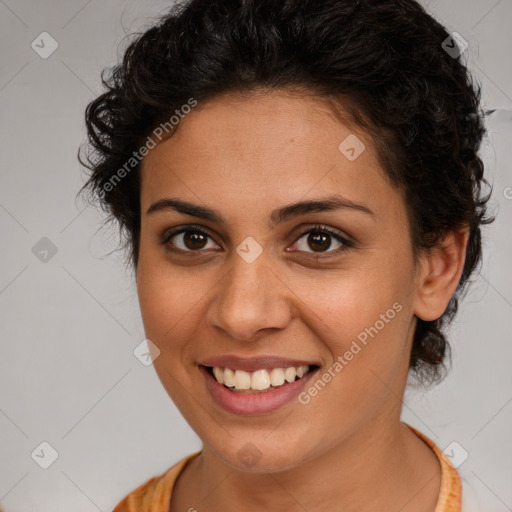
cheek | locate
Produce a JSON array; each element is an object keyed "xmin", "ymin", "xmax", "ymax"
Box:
[
  {"xmin": 292, "ymin": 265, "xmax": 410, "ymax": 341},
  {"xmin": 291, "ymin": 268, "xmax": 413, "ymax": 399},
  {"xmin": 136, "ymin": 265, "xmax": 203, "ymax": 411},
  {"xmin": 136, "ymin": 255, "xmax": 194, "ymax": 351}
]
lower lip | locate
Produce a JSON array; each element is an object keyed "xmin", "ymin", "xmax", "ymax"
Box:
[{"xmin": 199, "ymin": 365, "xmax": 318, "ymax": 415}]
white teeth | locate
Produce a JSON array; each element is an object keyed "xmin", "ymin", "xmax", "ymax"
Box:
[
  {"xmin": 234, "ymin": 369, "xmax": 251, "ymax": 390},
  {"xmin": 223, "ymin": 368, "xmax": 236, "ymax": 387},
  {"xmin": 210, "ymin": 365, "xmax": 311, "ymax": 391},
  {"xmin": 269, "ymin": 368, "xmax": 285, "ymax": 386},
  {"xmin": 212, "ymin": 367, "xmax": 224, "ymax": 384},
  {"xmin": 296, "ymin": 366, "xmax": 306, "ymax": 378},
  {"xmin": 284, "ymin": 367, "xmax": 296, "ymax": 383},
  {"xmin": 251, "ymin": 369, "xmax": 271, "ymax": 390}
]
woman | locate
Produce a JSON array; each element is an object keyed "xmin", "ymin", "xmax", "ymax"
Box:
[{"xmin": 79, "ymin": 0, "xmax": 492, "ymax": 510}]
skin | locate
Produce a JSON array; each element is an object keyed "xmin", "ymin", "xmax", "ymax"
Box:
[{"xmin": 136, "ymin": 89, "xmax": 469, "ymax": 512}]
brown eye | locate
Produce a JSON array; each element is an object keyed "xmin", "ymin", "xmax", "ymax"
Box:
[
  {"xmin": 305, "ymin": 231, "xmax": 335, "ymax": 252},
  {"xmin": 181, "ymin": 231, "xmax": 209, "ymax": 250},
  {"xmin": 292, "ymin": 225, "xmax": 352, "ymax": 256},
  {"xmin": 162, "ymin": 227, "xmax": 219, "ymax": 252}
]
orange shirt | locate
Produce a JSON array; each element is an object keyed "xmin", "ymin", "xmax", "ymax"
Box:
[{"xmin": 113, "ymin": 424, "xmax": 461, "ymax": 512}]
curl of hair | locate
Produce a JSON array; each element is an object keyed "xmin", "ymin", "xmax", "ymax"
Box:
[{"xmin": 78, "ymin": 0, "xmax": 494, "ymax": 386}]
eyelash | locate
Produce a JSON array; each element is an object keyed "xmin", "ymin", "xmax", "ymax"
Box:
[{"xmin": 160, "ymin": 224, "xmax": 354, "ymax": 258}]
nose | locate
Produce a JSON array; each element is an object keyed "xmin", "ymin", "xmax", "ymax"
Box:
[{"xmin": 207, "ymin": 251, "xmax": 293, "ymax": 342}]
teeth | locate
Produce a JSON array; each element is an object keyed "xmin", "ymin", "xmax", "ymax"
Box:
[
  {"xmin": 212, "ymin": 367, "xmax": 224, "ymax": 384},
  {"xmin": 211, "ymin": 365, "xmax": 311, "ymax": 391},
  {"xmin": 284, "ymin": 367, "xmax": 296, "ymax": 383},
  {"xmin": 251, "ymin": 369, "xmax": 271, "ymax": 390},
  {"xmin": 269, "ymin": 368, "xmax": 285, "ymax": 386},
  {"xmin": 223, "ymin": 368, "xmax": 235, "ymax": 387},
  {"xmin": 234, "ymin": 369, "xmax": 251, "ymax": 390}
]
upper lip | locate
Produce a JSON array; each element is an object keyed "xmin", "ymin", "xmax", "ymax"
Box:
[{"xmin": 199, "ymin": 355, "xmax": 319, "ymax": 372}]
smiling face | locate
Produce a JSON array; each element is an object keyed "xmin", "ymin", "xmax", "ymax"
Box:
[{"xmin": 136, "ymin": 89, "xmax": 424, "ymax": 472}]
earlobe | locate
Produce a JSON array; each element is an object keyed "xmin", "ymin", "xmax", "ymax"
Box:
[{"xmin": 413, "ymin": 227, "xmax": 470, "ymax": 322}]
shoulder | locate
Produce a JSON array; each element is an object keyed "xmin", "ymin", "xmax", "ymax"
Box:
[
  {"xmin": 112, "ymin": 452, "xmax": 201, "ymax": 512},
  {"xmin": 404, "ymin": 423, "xmax": 462, "ymax": 512}
]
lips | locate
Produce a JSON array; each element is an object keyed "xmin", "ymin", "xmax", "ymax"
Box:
[{"xmin": 198, "ymin": 354, "xmax": 321, "ymax": 414}]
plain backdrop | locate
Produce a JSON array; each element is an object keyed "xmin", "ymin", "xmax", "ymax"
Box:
[{"xmin": 0, "ymin": 0, "xmax": 511, "ymax": 510}]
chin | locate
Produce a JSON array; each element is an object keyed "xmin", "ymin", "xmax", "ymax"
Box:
[{"xmin": 208, "ymin": 436, "xmax": 310, "ymax": 474}]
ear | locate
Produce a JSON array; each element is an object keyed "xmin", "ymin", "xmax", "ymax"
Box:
[{"xmin": 414, "ymin": 227, "xmax": 470, "ymax": 322}]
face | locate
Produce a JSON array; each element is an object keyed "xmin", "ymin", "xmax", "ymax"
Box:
[{"xmin": 136, "ymin": 90, "xmax": 422, "ymax": 472}]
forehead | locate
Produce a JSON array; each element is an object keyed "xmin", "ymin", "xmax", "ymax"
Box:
[{"xmin": 139, "ymin": 90, "xmax": 402, "ymax": 222}]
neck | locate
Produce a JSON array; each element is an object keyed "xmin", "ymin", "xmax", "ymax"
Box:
[{"xmin": 175, "ymin": 412, "xmax": 441, "ymax": 512}]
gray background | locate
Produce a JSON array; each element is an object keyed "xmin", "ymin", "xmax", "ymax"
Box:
[{"xmin": 0, "ymin": 0, "xmax": 511, "ymax": 510}]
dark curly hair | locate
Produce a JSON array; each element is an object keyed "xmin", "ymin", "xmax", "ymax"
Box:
[{"xmin": 78, "ymin": 0, "xmax": 493, "ymax": 386}]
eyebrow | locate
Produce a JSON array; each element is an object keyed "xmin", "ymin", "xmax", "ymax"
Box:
[{"xmin": 146, "ymin": 194, "xmax": 374, "ymax": 227}]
